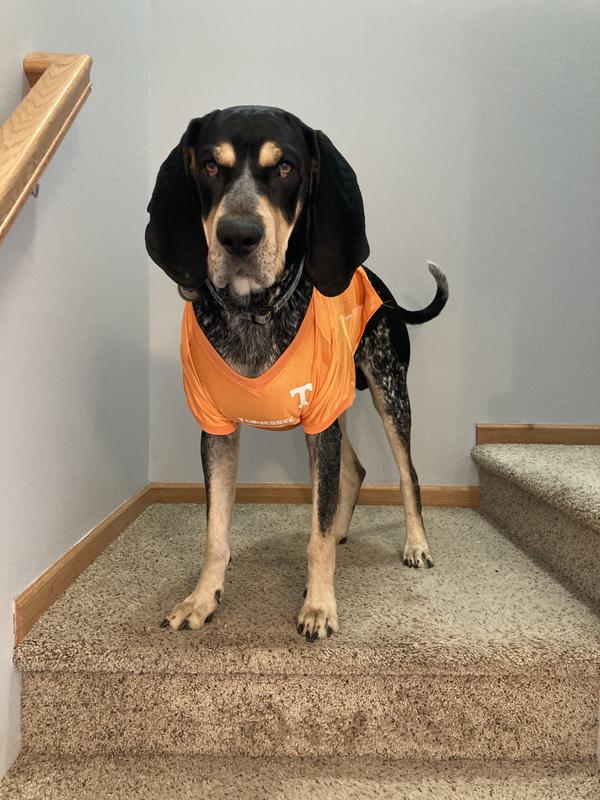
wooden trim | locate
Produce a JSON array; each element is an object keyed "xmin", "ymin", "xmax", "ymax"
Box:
[
  {"xmin": 0, "ymin": 52, "xmax": 93, "ymax": 245},
  {"xmin": 150, "ymin": 482, "xmax": 309, "ymax": 505},
  {"xmin": 149, "ymin": 482, "xmax": 480, "ymax": 508},
  {"xmin": 476, "ymin": 423, "xmax": 600, "ymax": 446},
  {"xmin": 360, "ymin": 484, "xmax": 479, "ymax": 507},
  {"xmin": 14, "ymin": 485, "xmax": 152, "ymax": 646}
]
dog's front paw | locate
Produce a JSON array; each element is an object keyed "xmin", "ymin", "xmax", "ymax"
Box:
[
  {"xmin": 403, "ymin": 542, "xmax": 434, "ymax": 569},
  {"xmin": 161, "ymin": 588, "xmax": 222, "ymax": 631},
  {"xmin": 297, "ymin": 596, "xmax": 338, "ymax": 642}
]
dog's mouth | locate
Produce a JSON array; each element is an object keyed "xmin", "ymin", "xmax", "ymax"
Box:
[
  {"xmin": 211, "ymin": 261, "xmax": 273, "ymax": 292},
  {"xmin": 208, "ymin": 248, "xmax": 284, "ymax": 296}
]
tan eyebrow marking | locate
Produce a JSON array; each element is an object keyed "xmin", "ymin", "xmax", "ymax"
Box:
[
  {"xmin": 212, "ymin": 142, "xmax": 236, "ymax": 167},
  {"xmin": 258, "ymin": 141, "xmax": 283, "ymax": 167}
]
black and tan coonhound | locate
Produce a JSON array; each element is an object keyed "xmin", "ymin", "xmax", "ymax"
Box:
[{"xmin": 146, "ymin": 105, "xmax": 448, "ymax": 641}]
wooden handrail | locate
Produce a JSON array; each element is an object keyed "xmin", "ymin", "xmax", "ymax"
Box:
[{"xmin": 0, "ymin": 52, "xmax": 92, "ymax": 245}]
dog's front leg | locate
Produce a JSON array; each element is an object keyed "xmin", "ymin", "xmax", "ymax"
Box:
[
  {"xmin": 298, "ymin": 420, "xmax": 341, "ymax": 641},
  {"xmin": 162, "ymin": 428, "xmax": 239, "ymax": 631}
]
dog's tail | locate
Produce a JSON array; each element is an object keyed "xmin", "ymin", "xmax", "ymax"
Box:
[{"xmin": 398, "ymin": 262, "xmax": 448, "ymax": 324}]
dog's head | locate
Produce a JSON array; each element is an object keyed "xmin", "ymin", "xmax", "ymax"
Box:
[{"xmin": 145, "ymin": 106, "xmax": 369, "ymax": 297}]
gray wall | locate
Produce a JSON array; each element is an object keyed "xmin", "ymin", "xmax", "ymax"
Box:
[
  {"xmin": 0, "ymin": 0, "xmax": 150, "ymax": 775},
  {"xmin": 149, "ymin": 0, "xmax": 600, "ymax": 487}
]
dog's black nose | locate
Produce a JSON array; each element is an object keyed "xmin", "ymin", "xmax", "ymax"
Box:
[{"xmin": 217, "ymin": 216, "xmax": 264, "ymax": 257}]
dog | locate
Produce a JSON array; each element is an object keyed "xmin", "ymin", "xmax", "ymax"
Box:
[{"xmin": 146, "ymin": 105, "xmax": 448, "ymax": 642}]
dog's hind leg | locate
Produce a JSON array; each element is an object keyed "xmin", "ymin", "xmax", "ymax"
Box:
[
  {"xmin": 298, "ymin": 420, "xmax": 341, "ymax": 640},
  {"xmin": 162, "ymin": 428, "xmax": 240, "ymax": 630},
  {"xmin": 335, "ymin": 413, "xmax": 366, "ymax": 545},
  {"xmin": 366, "ymin": 369, "xmax": 433, "ymax": 568},
  {"xmin": 357, "ymin": 319, "xmax": 433, "ymax": 569}
]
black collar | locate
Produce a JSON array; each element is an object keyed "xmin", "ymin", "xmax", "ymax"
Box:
[{"xmin": 180, "ymin": 257, "xmax": 305, "ymax": 325}]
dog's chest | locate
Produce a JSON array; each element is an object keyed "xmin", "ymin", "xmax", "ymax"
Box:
[
  {"xmin": 222, "ymin": 316, "xmax": 292, "ymax": 377},
  {"xmin": 193, "ymin": 282, "xmax": 313, "ymax": 378}
]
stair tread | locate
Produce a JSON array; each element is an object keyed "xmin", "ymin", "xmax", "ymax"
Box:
[
  {"xmin": 472, "ymin": 444, "xmax": 600, "ymax": 532},
  {"xmin": 14, "ymin": 504, "xmax": 600, "ymax": 676},
  {"xmin": 2, "ymin": 754, "xmax": 598, "ymax": 799}
]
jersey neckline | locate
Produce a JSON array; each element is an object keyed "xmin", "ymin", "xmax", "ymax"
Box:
[{"xmin": 186, "ymin": 292, "xmax": 316, "ymax": 391}]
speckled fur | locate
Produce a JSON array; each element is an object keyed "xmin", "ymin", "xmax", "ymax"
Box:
[
  {"xmin": 306, "ymin": 421, "xmax": 342, "ymax": 534},
  {"xmin": 200, "ymin": 429, "xmax": 238, "ymax": 511},
  {"xmin": 356, "ymin": 314, "xmax": 422, "ymax": 514},
  {"xmin": 356, "ymin": 318, "xmax": 412, "ymax": 438},
  {"xmin": 193, "ymin": 265, "xmax": 313, "ymax": 377}
]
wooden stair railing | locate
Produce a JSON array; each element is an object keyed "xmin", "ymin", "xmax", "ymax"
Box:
[{"xmin": 0, "ymin": 52, "xmax": 92, "ymax": 245}]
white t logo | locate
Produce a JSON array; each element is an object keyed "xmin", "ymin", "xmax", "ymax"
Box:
[{"xmin": 290, "ymin": 383, "xmax": 313, "ymax": 409}]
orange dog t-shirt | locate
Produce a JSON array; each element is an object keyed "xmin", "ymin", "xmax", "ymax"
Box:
[{"xmin": 181, "ymin": 266, "xmax": 383, "ymax": 435}]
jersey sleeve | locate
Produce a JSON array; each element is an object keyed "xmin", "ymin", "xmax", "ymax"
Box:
[
  {"xmin": 300, "ymin": 325, "xmax": 356, "ymax": 435},
  {"xmin": 300, "ymin": 268, "xmax": 382, "ymax": 434}
]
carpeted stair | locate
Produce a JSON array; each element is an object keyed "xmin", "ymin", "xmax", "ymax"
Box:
[
  {"xmin": 472, "ymin": 443, "xmax": 600, "ymax": 606},
  {"xmin": 2, "ymin": 754, "xmax": 599, "ymax": 799},
  {"xmin": 2, "ymin": 495, "xmax": 600, "ymax": 797}
]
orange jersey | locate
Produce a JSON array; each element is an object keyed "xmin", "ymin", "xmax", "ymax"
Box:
[{"xmin": 180, "ymin": 266, "xmax": 383, "ymax": 435}]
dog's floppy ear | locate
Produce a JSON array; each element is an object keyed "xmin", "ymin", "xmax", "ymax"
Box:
[
  {"xmin": 303, "ymin": 128, "xmax": 370, "ymax": 296},
  {"xmin": 145, "ymin": 115, "xmax": 212, "ymax": 289}
]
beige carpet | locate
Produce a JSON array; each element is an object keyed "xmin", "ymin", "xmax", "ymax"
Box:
[
  {"xmin": 473, "ymin": 443, "xmax": 600, "ymax": 607},
  {"xmin": 472, "ymin": 444, "xmax": 600, "ymax": 532},
  {"xmin": 13, "ymin": 504, "xmax": 600, "ymax": 760},
  {"xmin": 15, "ymin": 503, "xmax": 600, "ymax": 675},
  {"xmin": 2, "ymin": 754, "xmax": 599, "ymax": 800},
  {"xmin": 478, "ymin": 468, "xmax": 600, "ymax": 607}
]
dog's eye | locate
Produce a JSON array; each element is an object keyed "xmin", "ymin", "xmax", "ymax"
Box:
[
  {"xmin": 204, "ymin": 161, "xmax": 219, "ymax": 177},
  {"xmin": 278, "ymin": 161, "xmax": 293, "ymax": 178}
]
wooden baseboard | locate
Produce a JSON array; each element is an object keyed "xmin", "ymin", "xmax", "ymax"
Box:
[
  {"xmin": 149, "ymin": 482, "xmax": 480, "ymax": 508},
  {"xmin": 476, "ymin": 423, "xmax": 600, "ymax": 445},
  {"xmin": 14, "ymin": 485, "xmax": 153, "ymax": 645},
  {"xmin": 360, "ymin": 484, "xmax": 479, "ymax": 507}
]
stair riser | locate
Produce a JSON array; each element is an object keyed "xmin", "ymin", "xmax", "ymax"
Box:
[
  {"xmin": 21, "ymin": 671, "xmax": 599, "ymax": 759},
  {"xmin": 3, "ymin": 754, "xmax": 600, "ymax": 800},
  {"xmin": 478, "ymin": 469, "xmax": 600, "ymax": 606}
]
